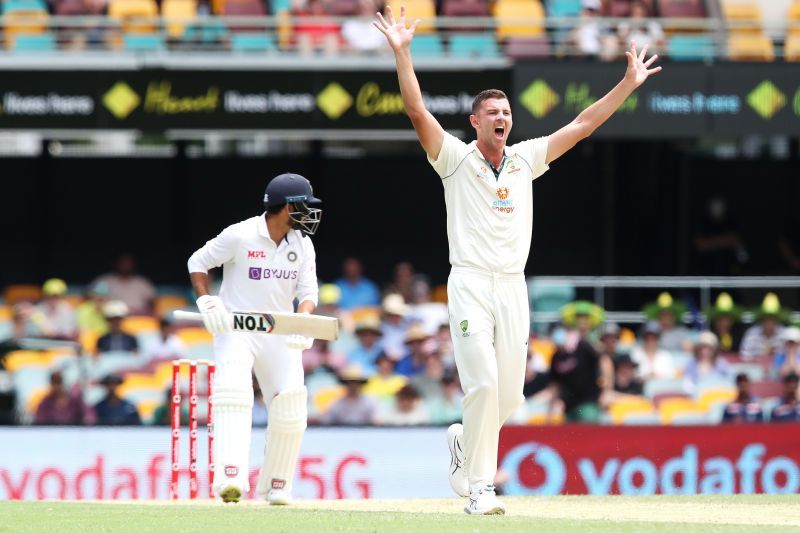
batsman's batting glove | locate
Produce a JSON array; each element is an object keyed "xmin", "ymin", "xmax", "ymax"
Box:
[
  {"xmin": 285, "ymin": 334, "xmax": 314, "ymax": 351},
  {"xmin": 196, "ymin": 295, "xmax": 232, "ymax": 335}
]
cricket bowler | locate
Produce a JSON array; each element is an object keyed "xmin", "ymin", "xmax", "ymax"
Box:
[
  {"xmin": 375, "ymin": 6, "xmax": 662, "ymax": 515},
  {"xmin": 187, "ymin": 172, "xmax": 322, "ymax": 504}
]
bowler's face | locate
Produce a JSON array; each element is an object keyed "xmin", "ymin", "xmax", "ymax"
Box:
[{"xmin": 471, "ymin": 98, "xmax": 512, "ymax": 151}]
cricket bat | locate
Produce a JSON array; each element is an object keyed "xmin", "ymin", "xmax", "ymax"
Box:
[{"xmin": 173, "ymin": 310, "xmax": 339, "ymax": 341}]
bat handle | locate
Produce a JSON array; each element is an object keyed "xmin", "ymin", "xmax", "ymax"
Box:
[{"xmin": 173, "ymin": 310, "xmax": 203, "ymax": 322}]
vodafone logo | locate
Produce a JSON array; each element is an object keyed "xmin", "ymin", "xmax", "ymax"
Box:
[{"xmin": 501, "ymin": 442, "xmax": 566, "ymax": 495}]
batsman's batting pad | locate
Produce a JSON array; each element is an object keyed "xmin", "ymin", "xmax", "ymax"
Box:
[
  {"xmin": 211, "ymin": 359, "xmax": 254, "ymax": 495},
  {"xmin": 256, "ymin": 387, "xmax": 308, "ymax": 498}
]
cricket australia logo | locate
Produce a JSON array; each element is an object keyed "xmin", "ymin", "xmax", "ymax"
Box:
[
  {"xmin": 497, "ymin": 187, "xmax": 509, "ymax": 200},
  {"xmin": 460, "ymin": 320, "xmax": 470, "ymax": 337}
]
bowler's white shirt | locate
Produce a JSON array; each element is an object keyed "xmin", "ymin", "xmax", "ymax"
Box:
[
  {"xmin": 187, "ymin": 214, "xmax": 318, "ymax": 312},
  {"xmin": 428, "ymin": 132, "xmax": 550, "ymax": 274}
]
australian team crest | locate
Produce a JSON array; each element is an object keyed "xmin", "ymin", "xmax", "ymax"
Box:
[{"xmin": 460, "ymin": 320, "xmax": 470, "ymax": 337}]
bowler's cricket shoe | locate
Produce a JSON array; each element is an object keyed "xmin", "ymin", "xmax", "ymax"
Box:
[
  {"xmin": 464, "ymin": 485, "xmax": 506, "ymax": 515},
  {"xmin": 447, "ymin": 423, "xmax": 469, "ymax": 497},
  {"xmin": 267, "ymin": 488, "xmax": 292, "ymax": 506},
  {"xmin": 219, "ymin": 485, "xmax": 242, "ymax": 504}
]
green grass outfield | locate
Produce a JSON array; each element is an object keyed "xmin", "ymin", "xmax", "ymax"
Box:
[{"xmin": 1, "ymin": 496, "xmax": 799, "ymax": 533}]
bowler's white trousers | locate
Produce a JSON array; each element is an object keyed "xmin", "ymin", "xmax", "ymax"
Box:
[{"xmin": 448, "ymin": 266, "xmax": 529, "ymax": 489}]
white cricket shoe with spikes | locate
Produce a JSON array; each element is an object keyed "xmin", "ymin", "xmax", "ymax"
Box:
[
  {"xmin": 464, "ymin": 484, "xmax": 506, "ymax": 515},
  {"xmin": 267, "ymin": 488, "xmax": 292, "ymax": 506},
  {"xmin": 447, "ymin": 423, "xmax": 469, "ymax": 497}
]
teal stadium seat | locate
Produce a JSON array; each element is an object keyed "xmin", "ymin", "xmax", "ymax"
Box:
[
  {"xmin": 269, "ymin": 0, "xmax": 291, "ymax": 12},
  {"xmin": 449, "ymin": 33, "xmax": 501, "ymax": 58},
  {"xmin": 13, "ymin": 32, "xmax": 56, "ymax": 51},
  {"xmin": 123, "ymin": 33, "xmax": 166, "ymax": 51},
  {"xmin": 667, "ymin": 35, "xmax": 714, "ymax": 61},
  {"xmin": 1, "ymin": 0, "xmax": 47, "ymax": 13},
  {"xmin": 409, "ymin": 34, "xmax": 444, "ymax": 57},
  {"xmin": 547, "ymin": 0, "xmax": 582, "ymax": 17},
  {"xmin": 230, "ymin": 33, "xmax": 278, "ymax": 52}
]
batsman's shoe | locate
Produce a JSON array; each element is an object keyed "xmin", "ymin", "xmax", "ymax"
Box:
[
  {"xmin": 219, "ymin": 485, "xmax": 242, "ymax": 504},
  {"xmin": 447, "ymin": 423, "xmax": 469, "ymax": 497},
  {"xmin": 267, "ymin": 488, "xmax": 292, "ymax": 506},
  {"xmin": 464, "ymin": 485, "xmax": 506, "ymax": 516}
]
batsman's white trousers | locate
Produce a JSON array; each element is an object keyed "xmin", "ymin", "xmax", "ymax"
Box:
[
  {"xmin": 448, "ymin": 266, "xmax": 529, "ymax": 489},
  {"xmin": 212, "ymin": 332, "xmax": 304, "ymax": 495}
]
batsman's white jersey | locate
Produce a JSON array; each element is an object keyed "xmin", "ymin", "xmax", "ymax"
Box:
[
  {"xmin": 188, "ymin": 214, "xmax": 317, "ymax": 499},
  {"xmin": 428, "ymin": 132, "xmax": 549, "ymax": 490}
]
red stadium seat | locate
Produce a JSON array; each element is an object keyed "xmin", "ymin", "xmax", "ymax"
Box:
[
  {"xmin": 658, "ymin": 0, "xmax": 705, "ymax": 18},
  {"xmin": 603, "ymin": 0, "xmax": 653, "ymax": 17},
  {"xmin": 750, "ymin": 380, "xmax": 784, "ymax": 399},
  {"xmin": 223, "ymin": 0, "xmax": 267, "ymax": 33},
  {"xmin": 440, "ymin": 0, "xmax": 489, "ymax": 33},
  {"xmin": 504, "ymin": 36, "xmax": 551, "ymax": 58},
  {"xmin": 329, "ymin": 0, "xmax": 359, "ymax": 16}
]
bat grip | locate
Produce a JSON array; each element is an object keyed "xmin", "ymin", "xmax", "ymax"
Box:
[{"xmin": 173, "ymin": 310, "xmax": 202, "ymax": 322}]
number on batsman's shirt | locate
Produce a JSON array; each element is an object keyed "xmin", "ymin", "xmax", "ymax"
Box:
[
  {"xmin": 428, "ymin": 132, "xmax": 550, "ymax": 274},
  {"xmin": 187, "ymin": 214, "xmax": 318, "ymax": 313}
]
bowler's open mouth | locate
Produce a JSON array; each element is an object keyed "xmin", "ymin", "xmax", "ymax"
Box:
[{"xmin": 494, "ymin": 126, "xmax": 505, "ymax": 138}]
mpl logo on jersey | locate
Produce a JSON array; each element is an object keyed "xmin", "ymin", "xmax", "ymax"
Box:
[
  {"xmin": 247, "ymin": 250, "xmax": 267, "ymax": 259},
  {"xmin": 499, "ymin": 426, "xmax": 800, "ymax": 495}
]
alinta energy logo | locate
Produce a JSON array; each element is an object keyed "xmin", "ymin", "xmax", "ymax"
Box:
[
  {"xmin": 316, "ymin": 82, "xmax": 353, "ymax": 120},
  {"xmin": 520, "ymin": 79, "xmax": 560, "ymax": 119},
  {"xmin": 103, "ymin": 82, "xmax": 141, "ymax": 120},
  {"xmin": 747, "ymin": 80, "xmax": 786, "ymax": 120}
]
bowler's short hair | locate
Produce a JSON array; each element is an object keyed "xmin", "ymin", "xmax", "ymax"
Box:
[{"xmin": 471, "ymin": 89, "xmax": 509, "ymax": 114}]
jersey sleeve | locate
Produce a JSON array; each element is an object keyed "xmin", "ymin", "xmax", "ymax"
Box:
[
  {"xmin": 426, "ymin": 131, "xmax": 470, "ymax": 179},
  {"xmin": 513, "ymin": 136, "xmax": 550, "ymax": 181},
  {"xmin": 295, "ymin": 238, "xmax": 319, "ymax": 306},
  {"xmin": 187, "ymin": 225, "xmax": 239, "ymax": 274}
]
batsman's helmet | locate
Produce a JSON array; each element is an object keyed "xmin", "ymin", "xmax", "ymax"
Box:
[{"xmin": 263, "ymin": 173, "xmax": 322, "ymax": 235}]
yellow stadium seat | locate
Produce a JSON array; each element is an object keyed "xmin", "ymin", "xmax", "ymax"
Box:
[
  {"xmin": 211, "ymin": 0, "xmax": 225, "ymax": 15},
  {"xmin": 728, "ymin": 34, "xmax": 775, "ymax": 61},
  {"xmin": 119, "ymin": 372, "xmax": 164, "ymax": 393},
  {"xmin": 697, "ymin": 388, "xmax": 736, "ymax": 410},
  {"xmin": 786, "ymin": 34, "xmax": 800, "ymax": 61},
  {"xmin": 121, "ymin": 315, "xmax": 160, "ymax": 336},
  {"xmin": 528, "ymin": 412, "xmax": 563, "ymax": 425},
  {"xmin": 530, "ymin": 338, "xmax": 556, "ymax": 367},
  {"xmin": 386, "ymin": 0, "xmax": 437, "ymax": 34},
  {"xmin": 659, "ymin": 397, "xmax": 706, "ymax": 424},
  {"xmin": 608, "ymin": 397, "xmax": 655, "ymax": 425},
  {"xmin": 63, "ymin": 294, "xmax": 84, "ymax": 309},
  {"xmin": 175, "ymin": 327, "xmax": 213, "ymax": 346},
  {"xmin": 431, "ymin": 284, "xmax": 448, "ymax": 303},
  {"xmin": 162, "ymin": 0, "xmax": 197, "ymax": 38},
  {"xmin": 2, "ymin": 284, "xmax": 42, "ymax": 305},
  {"xmin": 155, "ymin": 295, "xmax": 189, "ymax": 318},
  {"xmin": 0, "ymin": 305, "xmax": 11, "ymax": 321},
  {"xmin": 789, "ymin": 2, "xmax": 800, "ymax": 35},
  {"xmin": 312, "ymin": 386, "xmax": 345, "ymax": 414},
  {"xmin": 721, "ymin": 1, "xmax": 762, "ymax": 34},
  {"xmin": 108, "ymin": 0, "xmax": 159, "ymax": 33},
  {"xmin": 27, "ymin": 387, "xmax": 49, "ymax": 413},
  {"xmin": 137, "ymin": 399, "xmax": 161, "ymax": 422},
  {"xmin": 493, "ymin": 0, "xmax": 546, "ymax": 40},
  {"xmin": 4, "ymin": 350, "xmax": 52, "ymax": 372},
  {"xmin": 80, "ymin": 329, "xmax": 100, "ymax": 355},
  {"xmin": 349, "ymin": 306, "xmax": 381, "ymax": 323},
  {"xmin": 2, "ymin": 9, "xmax": 49, "ymax": 49}
]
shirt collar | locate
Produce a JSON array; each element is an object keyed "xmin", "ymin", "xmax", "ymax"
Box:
[
  {"xmin": 472, "ymin": 142, "xmax": 508, "ymax": 178},
  {"xmin": 258, "ymin": 213, "xmax": 291, "ymax": 245}
]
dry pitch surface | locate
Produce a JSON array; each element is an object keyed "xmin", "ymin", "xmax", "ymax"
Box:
[{"xmin": 1, "ymin": 496, "xmax": 799, "ymax": 532}]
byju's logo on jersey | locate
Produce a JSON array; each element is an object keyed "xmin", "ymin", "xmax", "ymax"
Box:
[
  {"xmin": 460, "ymin": 320, "xmax": 470, "ymax": 337},
  {"xmin": 248, "ymin": 267, "xmax": 262, "ymax": 280},
  {"xmin": 249, "ymin": 267, "xmax": 299, "ymax": 280}
]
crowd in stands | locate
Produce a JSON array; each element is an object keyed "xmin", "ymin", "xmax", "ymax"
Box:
[
  {"xmin": 3, "ymin": 0, "xmax": 798, "ymax": 61},
  {"xmin": 1, "ymin": 252, "xmax": 800, "ymax": 428}
]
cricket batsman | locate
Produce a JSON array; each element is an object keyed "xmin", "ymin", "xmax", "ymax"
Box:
[
  {"xmin": 375, "ymin": 6, "xmax": 662, "ymax": 515},
  {"xmin": 187, "ymin": 172, "xmax": 322, "ymax": 504}
]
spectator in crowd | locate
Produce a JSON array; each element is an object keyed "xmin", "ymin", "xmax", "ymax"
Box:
[
  {"xmin": 363, "ymin": 354, "xmax": 407, "ymax": 399},
  {"xmin": 321, "ymin": 365, "xmax": 377, "ymax": 425},
  {"xmin": 704, "ymin": 292, "xmax": 744, "ymax": 353},
  {"xmin": 294, "ymin": 0, "xmax": 341, "ymax": 57},
  {"xmin": 0, "ymin": 304, "xmax": 35, "ymax": 358},
  {"xmin": 252, "ymin": 376, "xmax": 268, "ymax": 427},
  {"xmin": 612, "ymin": 353, "xmax": 644, "ymax": 396},
  {"xmin": 693, "ymin": 195, "xmax": 748, "ymax": 276},
  {"xmin": 0, "ymin": 369, "xmax": 15, "ymax": 425},
  {"xmin": 151, "ymin": 387, "xmax": 188, "ymax": 426},
  {"xmin": 92, "ymin": 253, "xmax": 156, "ymax": 314},
  {"xmin": 96, "ymin": 301, "xmax": 139, "ymax": 354},
  {"xmin": 303, "ymin": 337, "xmax": 347, "ymax": 375},
  {"xmin": 435, "ymin": 322, "xmax": 455, "ymax": 369},
  {"xmin": 560, "ymin": 300, "xmax": 605, "ymax": 343},
  {"xmin": 76, "ymin": 281, "xmax": 111, "ymax": 336},
  {"xmin": 523, "ymin": 342, "xmax": 550, "ymax": 398},
  {"xmin": 568, "ymin": 0, "xmax": 618, "ymax": 60},
  {"xmin": 335, "ymin": 257, "xmax": 380, "ymax": 310},
  {"xmin": 141, "ymin": 318, "xmax": 187, "ymax": 361},
  {"xmin": 386, "ymin": 261, "xmax": 416, "ymax": 305},
  {"xmin": 682, "ymin": 331, "xmax": 731, "ymax": 394},
  {"xmin": 342, "ymin": 0, "xmax": 387, "ymax": 54},
  {"xmin": 547, "ymin": 328, "xmax": 602, "ymax": 423},
  {"xmin": 33, "ymin": 371, "xmax": 88, "ymax": 425},
  {"xmin": 29, "ymin": 278, "xmax": 78, "ymax": 340},
  {"xmin": 770, "ymin": 373, "xmax": 800, "ymax": 422},
  {"xmin": 411, "ymin": 353, "xmax": 445, "ymax": 400},
  {"xmin": 630, "ymin": 321, "xmax": 676, "ymax": 380},
  {"xmin": 348, "ymin": 316, "xmax": 384, "ymax": 375},
  {"xmin": 380, "ymin": 293, "xmax": 412, "ymax": 360},
  {"xmin": 378, "ymin": 384, "xmax": 430, "ymax": 426},
  {"xmin": 428, "ymin": 370, "xmax": 464, "ymax": 425},
  {"xmin": 596, "ymin": 322, "xmax": 622, "ymax": 393},
  {"xmin": 406, "ymin": 278, "xmax": 448, "ymax": 335},
  {"xmin": 395, "ymin": 324, "xmax": 431, "ymax": 377},
  {"xmin": 94, "ymin": 374, "xmax": 141, "ymax": 426},
  {"xmin": 774, "ymin": 327, "xmax": 800, "ymax": 379},
  {"xmin": 617, "ymin": 0, "xmax": 664, "ymax": 52},
  {"xmin": 740, "ymin": 293, "xmax": 788, "ymax": 360},
  {"xmin": 643, "ymin": 292, "xmax": 692, "ymax": 353},
  {"xmin": 722, "ymin": 373, "xmax": 763, "ymax": 423}
]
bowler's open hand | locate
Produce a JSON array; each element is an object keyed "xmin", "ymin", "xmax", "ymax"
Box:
[
  {"xmin": 373, "ymin": 5, "xmax": 421, "ymax": 52},
  {"xmin": 624, "ymin": 41, "xmax": 662, "ymax": 88}
]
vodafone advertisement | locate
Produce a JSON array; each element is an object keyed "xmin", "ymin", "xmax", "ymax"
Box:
[
  {"xmin": 499, "ymin": 425, "xmax": 800, "ymax": 496},
  {"xmin": 3, "ymin": 425, "xmax": 799, "ymax": 500}
]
